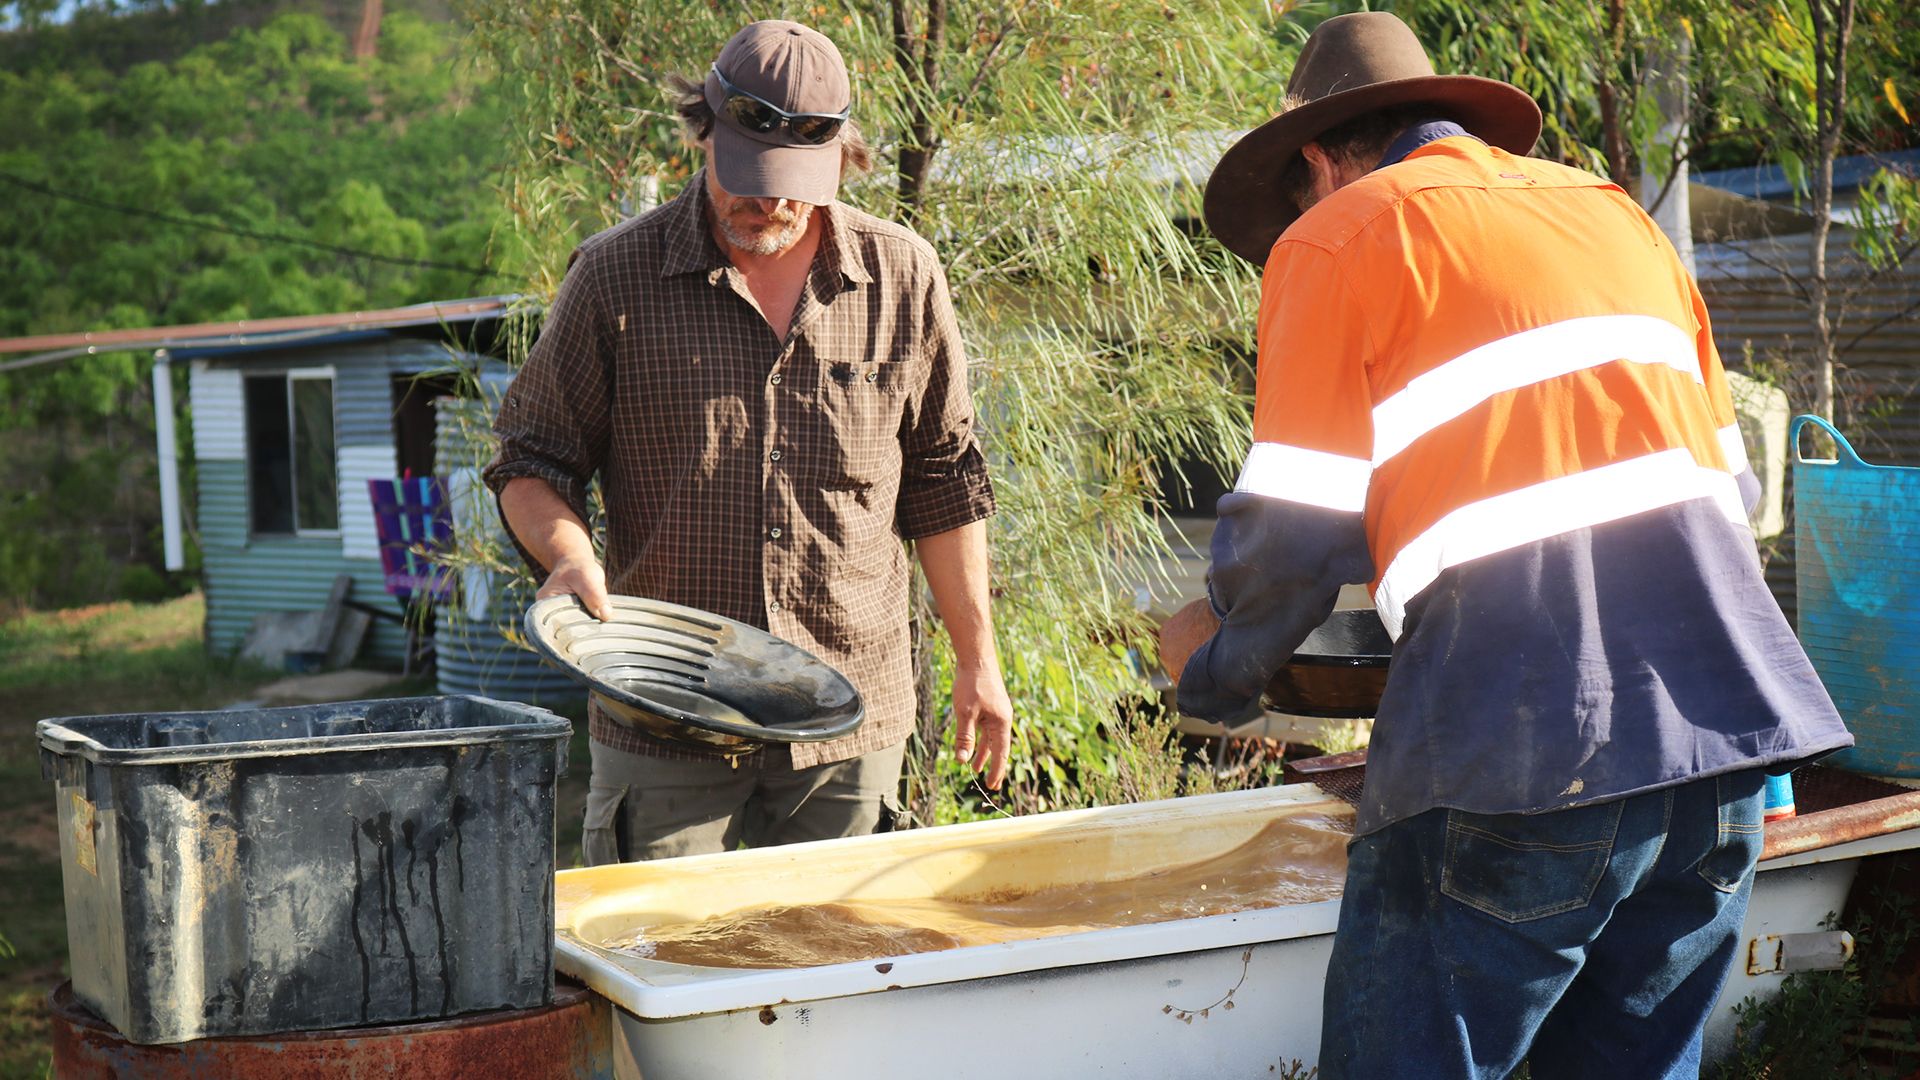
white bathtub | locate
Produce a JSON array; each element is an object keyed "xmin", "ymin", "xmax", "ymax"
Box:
[{"xmin": 552, "ymin": 783, "xmax": 1919, "ymax": 1079}]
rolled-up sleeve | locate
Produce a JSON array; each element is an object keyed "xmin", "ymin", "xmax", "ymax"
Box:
[
  {"xmin": 895, "ymin": 258, "xmax": 996, "ymax": 539},
  {"xmin": 482, "ymin": 248, "xmax": 614, "ymax": 574}
]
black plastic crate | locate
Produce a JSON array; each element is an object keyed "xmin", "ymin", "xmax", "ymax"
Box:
[{"xmin": 37, "ymin": 695, "xmax": 571, "ymax": 1044}]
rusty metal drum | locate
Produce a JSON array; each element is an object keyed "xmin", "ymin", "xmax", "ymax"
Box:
[{"xmin": 47, "ymin": 980, "xmax": 614, "ymax": 1080}]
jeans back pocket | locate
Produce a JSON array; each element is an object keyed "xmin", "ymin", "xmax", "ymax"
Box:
[
  {"xmin": 1697, "ymin": 771, "xmax": 1766, "ymax": 893},
  {"xmin": 1441, "ymin": 801, "xmax": 1623, "ymax": 923}
]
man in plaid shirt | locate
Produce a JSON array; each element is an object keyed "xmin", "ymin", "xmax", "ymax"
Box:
[{"xmin": 486, "ymin": 20, "xmax": 1012, "ymax": 862}]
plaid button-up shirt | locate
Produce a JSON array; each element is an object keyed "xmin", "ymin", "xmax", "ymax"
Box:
[{"xmin": 484, "ymin": 172, "xmax": 996, "ymax": 767}]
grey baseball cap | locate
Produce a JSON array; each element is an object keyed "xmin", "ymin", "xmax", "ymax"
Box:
[{"xmin": 702, "ymin": 21, "xmax": 851, "ymax": 206}]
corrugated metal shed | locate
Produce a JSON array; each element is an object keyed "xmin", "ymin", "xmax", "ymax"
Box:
[
  {"xmin": 196, "ymin": 467, "xmax": 409, "ymax": 660},
  {"xmin": 433, "ymin": 393, "xmax": 578, "ymax": 705},
  {"xmin": 1697, "ymin": 225, "xmax": 1920, "ymax": 621},
  {"xmin": 1699, "ymin": 231, "xmax": 1920, "ymax": 463},
  {"xmin": 185, "ymin": 329, "xmax": 512, "ymax": 667},
  {"xmin": 1694, "ymin": 149, "xmax": 1920, "ymax": 203}
]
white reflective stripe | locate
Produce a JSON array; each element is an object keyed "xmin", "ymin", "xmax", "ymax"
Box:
[
  {"xmin": 1234, "ymin": 441, "xmax": 1371, "ymax": 513},
  {"xmin": 1717, "ymin": 423, "xmax": 1750, "ymax": 474},
  {"xmin": 1374, "ymin": 448, "xmax": 1749, "ymax": 639},
  {"xmin": 1371, "ymin": 315, "xmax": 1702, "ymax": 466}
]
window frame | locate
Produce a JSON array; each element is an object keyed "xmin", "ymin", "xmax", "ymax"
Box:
[{"xmin": 243, "ymin": 366, "xmax": 341, "ymax": 539}]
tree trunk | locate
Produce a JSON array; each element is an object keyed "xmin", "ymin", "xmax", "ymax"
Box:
[
  {"xmin": 1807, "ymin": 0, "xmax": 1855, "ymax": 422},
  {"xmin": 1596, "ymin": 0, "xmax": 1632, "ymax": 189},
  {"xmin": 890, "ymin": 0, "xmax": 946, "ymax": 222},
  {"xmin": 352, "ymin": 0, "xmax": 384, "ymax": 61},
  {"xmin": 1640, "ymin": 35, "xmax": 1693, "ymax": 274}
]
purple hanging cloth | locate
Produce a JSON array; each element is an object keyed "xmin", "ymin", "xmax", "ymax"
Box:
[{"xmin": 367, "ymin": 476, "xmax": 455, "ymax": 602}]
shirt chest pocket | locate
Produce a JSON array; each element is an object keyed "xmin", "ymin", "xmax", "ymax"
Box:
[{"xmin": 804, "ymin": 358, "xmax": 917, "ymax": 489}]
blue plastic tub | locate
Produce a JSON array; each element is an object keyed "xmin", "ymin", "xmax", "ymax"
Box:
[{"xmin": 1792, "ymin": 415, "xmax": 1920, "ymax": 775}]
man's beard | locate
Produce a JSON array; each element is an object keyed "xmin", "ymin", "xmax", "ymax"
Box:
[{"xmin": 718, "ymin": 203, "xmax": 812, "ymax": 256}]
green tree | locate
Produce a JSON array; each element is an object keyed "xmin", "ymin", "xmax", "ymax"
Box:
[
  {"xmin": 1385, "ymin": 0, "xmax": 1920, "ymax": 429},
  {"xmin": 0, "ymin": 9, "xmax": 513, "ymax": 610}
]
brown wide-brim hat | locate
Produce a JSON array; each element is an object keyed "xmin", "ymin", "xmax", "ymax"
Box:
[
  {"xmin": 704, "ymin": 20, "xmax": 851, "ymax": 206},
  {"xmin": 1204, "ymin": 12, "xmax": 1543, "ymax": 265}
]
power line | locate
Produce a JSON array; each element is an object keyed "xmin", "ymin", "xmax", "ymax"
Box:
[{"xmin": 0, "ymin": 170, "xmax": 496, "ymax": 277}]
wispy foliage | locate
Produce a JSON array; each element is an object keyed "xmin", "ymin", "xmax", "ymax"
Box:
[{"xmin": 460, "ymin": 0, "xmax": 1279, "ymax": 817}]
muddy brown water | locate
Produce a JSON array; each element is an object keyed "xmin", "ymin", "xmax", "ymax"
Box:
[{"xmin": 598, "ymin": 808, "xmax": 1352, "ymax": 969}]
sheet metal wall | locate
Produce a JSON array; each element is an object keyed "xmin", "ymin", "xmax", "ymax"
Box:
[
  {"xmin": 196, "ymin": 459, "xmax": 408, "ymax": 660},
  {"xmin": 433, "ymin": 392, "xmax": 578, "ymax": 706},
  {"xmin": 1697, "ymin": 229, "xmax": 1920, "ymax": 621},
  {"xmin": 189, "ymin": 338, "xmax": 501, "ymax": 664}
]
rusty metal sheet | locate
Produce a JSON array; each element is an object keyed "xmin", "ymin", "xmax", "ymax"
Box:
[
  {"xmin": 1761, "ymin": 786, "xmax": 1920, "ymax": 861},
  {"xmin": 1285, "ymin": 749, "xmax": 1369, "ymax": 776},
  {"xmin": 1285, "ymin": 755, "xmax": 1920, "ymax": 861},
  {"xmin": 0, "ymin": 297, "xmax": 515, "ymax": 356},
  {"xmin": 47, "ymin": 980, "xmax": 614, "ymax": 1080}
]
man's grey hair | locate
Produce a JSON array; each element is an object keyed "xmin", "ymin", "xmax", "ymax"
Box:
[{"xmin": 667, "ymin": 72, "xmax": 875, "ymax": 177}]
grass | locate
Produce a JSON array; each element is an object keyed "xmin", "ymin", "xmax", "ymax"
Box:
[
  {"xmin": 0, "ymin": 594, "xmax": 292, "ymax": 1078},
  {"xmin": 0, "ymin": 593, "xmax": 275, "ymax": 718}
]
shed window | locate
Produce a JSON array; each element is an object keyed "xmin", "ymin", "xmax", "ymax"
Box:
[{"xmin": 246, "ymin": 373, "xmax": 338, "ymax": 534}]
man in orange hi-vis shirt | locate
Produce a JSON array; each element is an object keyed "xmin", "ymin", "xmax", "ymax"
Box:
[{"xmin": 1159, "ymin": 12, "xmax": 1851, "ymax": 1079}]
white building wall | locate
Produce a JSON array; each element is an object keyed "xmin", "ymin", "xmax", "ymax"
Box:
[
  {"xmin": 190, "ymin": 362, "xmax": 246, "ymax": 461},
  {"xmin": 337, "ymin": 443, "xmax": 400, "ymax": 560}
]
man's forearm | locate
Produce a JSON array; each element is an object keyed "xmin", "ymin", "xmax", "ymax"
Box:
[
  {"xmin": 499, "ymin": 476, "xmax": 597, "ymax": 574},
  {"xmin": 917, "ymin": 516, "xmax": 1014, "ymax": 787},
  {"xmin": 915, "ymin": 519, "xmax": 997, "ymax": 669}
]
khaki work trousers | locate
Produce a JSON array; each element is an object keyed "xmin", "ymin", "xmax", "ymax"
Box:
[{"xmin": 582, "ymin": 738, "xmax": 909, "ymax": 864}]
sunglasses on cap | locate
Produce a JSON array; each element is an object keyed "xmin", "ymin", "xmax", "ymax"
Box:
[{"xmin": 711, "ymin": 65, "xmax": 850, "ymax": 145}]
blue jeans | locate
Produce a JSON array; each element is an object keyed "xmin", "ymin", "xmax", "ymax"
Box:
[{"xmin": 1320, "ymin": 770, "xmax": 1766, "ymax": 1079}]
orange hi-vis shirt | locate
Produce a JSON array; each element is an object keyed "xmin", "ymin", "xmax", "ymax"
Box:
[
  {"xmin": 1248, "ymin": 137, "xmax": 1745, "ymax": 635},
  {"xmin": 1179, "ymin": 135, "xmax": 1849, "ymax": 835}
]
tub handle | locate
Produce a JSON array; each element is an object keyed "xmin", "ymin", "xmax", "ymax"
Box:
[{"xmin": 1791, "ymin": 413, "xmax": 1867, "ymax": 468}]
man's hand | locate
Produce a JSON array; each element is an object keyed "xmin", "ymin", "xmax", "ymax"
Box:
[
  {"xmin": 500, "ymin": 478, "xmax": 610, "ymax": 620},
  {"xmin": 951, "ymin": 662, "xmax": 1014, "ymax": 790},
  {"xmin": 538, "ymin": 555, "xmax": 613, "ymax": 622},
  {"xmin": 1158, "ymin": 598, "xmax": 1222, "ymax": 687},
  {"xmin": 915, "ymin": 520, "xmax": 1013, "ymax": 789}
]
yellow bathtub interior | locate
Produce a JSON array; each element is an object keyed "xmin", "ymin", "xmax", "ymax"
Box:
[{"xmin": 555, "ymin": 784, "xmax": 1353, "ymax": 972}]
